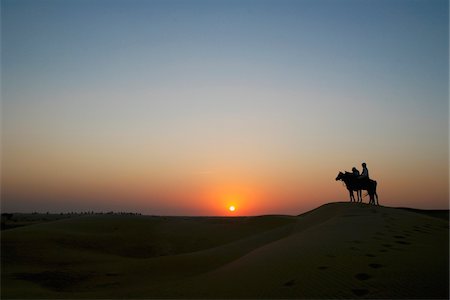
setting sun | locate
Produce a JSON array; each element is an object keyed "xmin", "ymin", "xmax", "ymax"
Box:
[{"xmin": 228, "ymin": 205, "xmax": 236, "ymax": 212}]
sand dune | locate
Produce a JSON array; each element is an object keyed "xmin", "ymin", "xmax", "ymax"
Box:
[{"xmin": 2, "ymin": 202, "xmax": 448, "ymax": 298}]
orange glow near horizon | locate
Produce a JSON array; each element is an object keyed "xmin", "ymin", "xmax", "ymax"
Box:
[
  {"xmin": 2, "ymin": 154, "xmax": 449, "ymax": 215},
  {"xmin": 2, "ymin": 132, "xmax": 449, "ymax": 215}
]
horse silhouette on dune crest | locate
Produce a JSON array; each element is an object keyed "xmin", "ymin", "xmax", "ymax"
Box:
[{"xmin": 336, "ymin": 171, "xmax": 379, "ymax": 205}]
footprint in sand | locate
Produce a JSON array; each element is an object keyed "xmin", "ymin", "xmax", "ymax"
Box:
[
  {"xmin": 395, "ymin": 240, "xmax": 411, "ymax": 245},
  {"xmin": 366, "ymin": 253, "xmax": 376, "ymax": 257},
  {"xmin": 95, "ymin": 282, "xmax": 120, "ymax": 288},
  {"xmin": 393, "ymin": 235, "xmax": 405, "ymax": 239},
  {"xmin": 283, "ymin": 279, "xmax": 296, "ymax": 287},
  {"xmin": 413, "ymin": 226, "xmax": 431, "ymax": 233},
  {"xmin": 352, "ymin": 288, "xmax": 369, "ymax": 297},
  {"xmin": 355, "ymin": 273, "xmax": 372, "ymax": 281},
  {"xmin": 369, "ymin": 263, "xmax": 383, "ymax": 269},
  {"xmin": 317, "ymin": 266, "xmax": 329, "ymax": 270}
]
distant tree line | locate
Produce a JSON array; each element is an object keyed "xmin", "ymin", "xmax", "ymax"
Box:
[
  {"xmin": 13, "ymin": 211, "xmax": 144, "ymax": 216},
  {"xmin": 1, "ymin": 211, "xmax": 143, "ymax": 223},
  {"xmin": 1, "ymin": 213, "xmax": 13, "ymax": 220},
  {"xmin": 56, "ymin": 211, "xmax": 143, "ymax": 216}
]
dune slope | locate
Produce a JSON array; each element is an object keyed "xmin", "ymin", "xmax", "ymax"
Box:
[{"xmin": 2, "ymin": 202, "xmax": 448, "ymax": 299}]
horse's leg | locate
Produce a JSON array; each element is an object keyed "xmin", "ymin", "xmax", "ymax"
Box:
[
  {"xmin": 374, "ymin": 183, "xmax": 379, "ymax": 205},
  {"xmin": 370, "ymin": 181, "xmax": 378, "ymax": 205},
  {"xmin": 370, "ymin": 193, "xmax": 375, "ymax": 205},
  {"xmin": 349, "ymin": 190, "xmax": 354, "ymax": 202},
  {"xmin": 358, "ymin": 190, "xmax": 362, "ymax": 202}
]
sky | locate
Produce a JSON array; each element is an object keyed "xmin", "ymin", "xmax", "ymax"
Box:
[{"xmin": 1, "ymin": 0, "xmax": 449, "ymax": 215}]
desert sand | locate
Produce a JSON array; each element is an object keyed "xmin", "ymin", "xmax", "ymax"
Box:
[{"xmin": 1, "ymin": 202, "xmax": 448, "ymax": 299}]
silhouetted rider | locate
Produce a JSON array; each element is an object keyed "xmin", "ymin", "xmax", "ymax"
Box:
[{"xmin": 359, "ymin": 162, "xmax": 369, "ymax": 179}]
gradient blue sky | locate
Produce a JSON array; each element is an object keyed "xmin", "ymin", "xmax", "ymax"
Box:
[{"xmin": 2, "ymin": 0, "xmax": 449, "ymax": 214}]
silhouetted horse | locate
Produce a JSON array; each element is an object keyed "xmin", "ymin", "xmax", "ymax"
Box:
[
  {"xmin": 335, "ymin": 172, "xmax": 361, "ymax": 203},
  {"xmin": 335, "ymin": 172, "xmax": 379, "ymax": 205}
]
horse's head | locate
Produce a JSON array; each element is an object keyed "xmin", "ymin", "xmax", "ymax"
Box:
[{"xmin": 335, "ymin": 171, "xmax": 344, "ymax": 181}]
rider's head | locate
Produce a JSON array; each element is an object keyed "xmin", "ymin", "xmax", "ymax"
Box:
[
  {"xmin": 362, "ymin": 162, "xmax": 366, "ymax": 167},
  {"xmin": 352, "ymin": 167, "xmax": 357, "ymax": 172}
]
